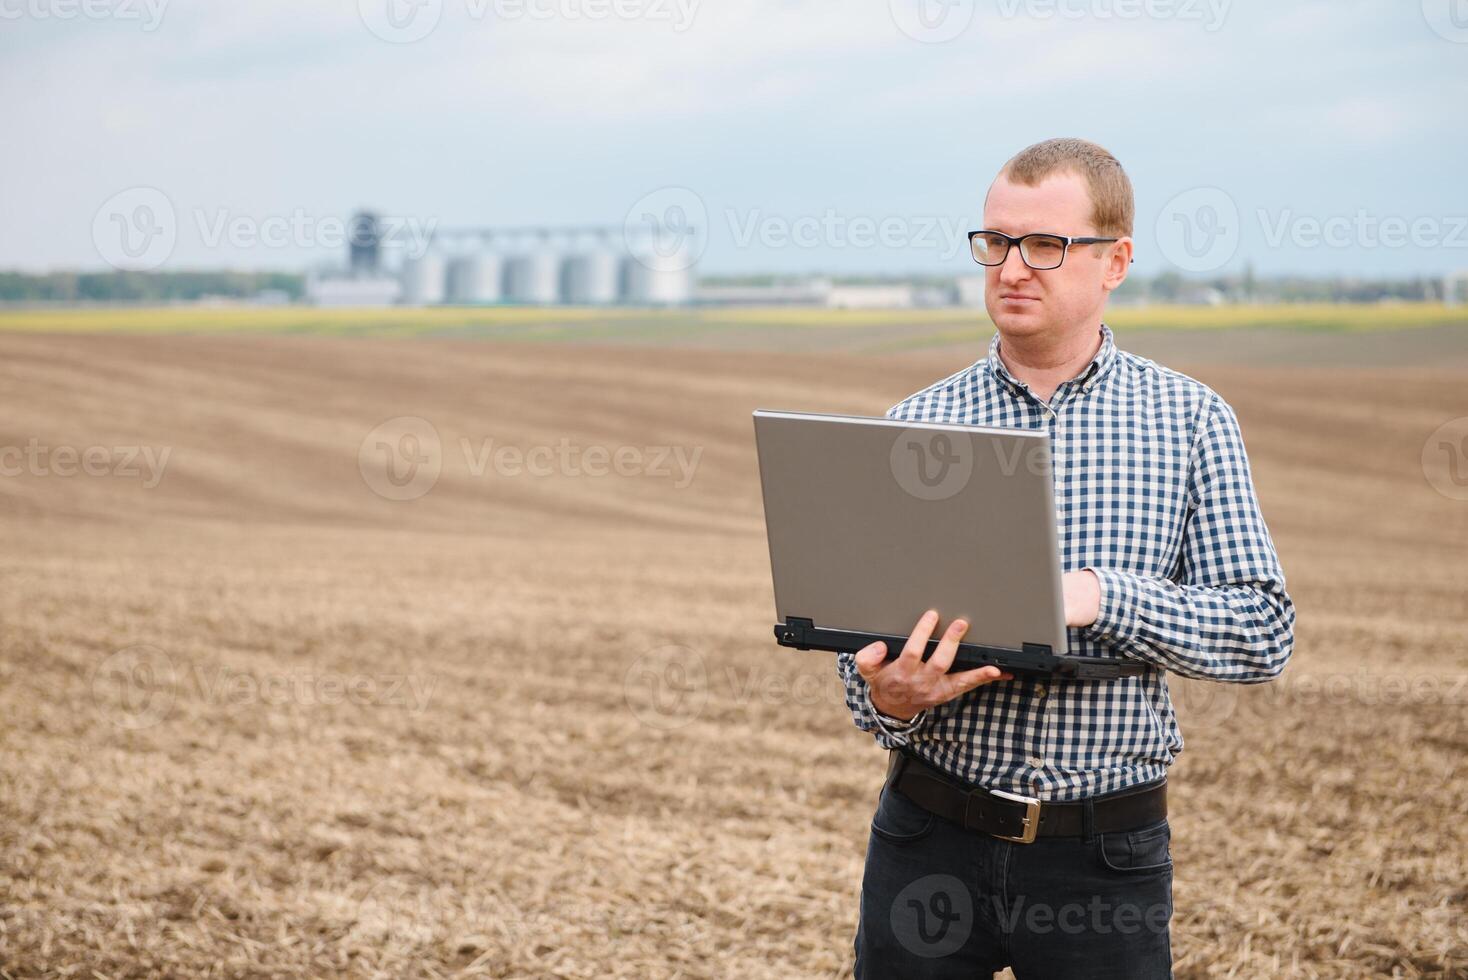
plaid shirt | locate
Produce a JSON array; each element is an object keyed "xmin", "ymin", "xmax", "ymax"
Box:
[{"xmin": 837, "ymin": 321, "xmax": 1295, "ymax": 801}]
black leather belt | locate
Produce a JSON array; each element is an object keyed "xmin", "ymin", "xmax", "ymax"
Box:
[{"xmin": 888, "ymin": 750, "xmax": 1167, "ymax": 844}]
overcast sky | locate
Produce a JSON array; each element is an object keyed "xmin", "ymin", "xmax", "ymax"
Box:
[{"xmin": 3, "ymin": 0, "xmax": 1466, "ymax": 277}]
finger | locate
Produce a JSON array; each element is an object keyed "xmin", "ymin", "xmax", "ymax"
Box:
[
  {"xmin": 900, "ymin": 610, "xmax": 940, "ymax": 665},
  {"xmin": 948, "ymin": 664, "xmax": 1014, "ymax": 695},
  {"xmin": 853, "ymin": 641, "xmax": 889, "ymax": 681},
  {"xmin": 926, "ymin": 617, "xmax": 969, "ymax": 674}
]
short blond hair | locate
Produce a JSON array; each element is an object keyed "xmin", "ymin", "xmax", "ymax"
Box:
[{"xmin": 998, "ymin": 138, "xmax": 1134, "ymax": 239}]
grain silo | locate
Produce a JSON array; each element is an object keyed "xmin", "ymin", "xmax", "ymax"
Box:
[
  {"xmin": 400, "ymin": 254, "xmax": 446, "ymax": 306},
  {"xmin": 560, "ymin": 250, "xmax": 620, "ymax": 305},
  {"xmin": 621, "ymin": 243, "xmax": 693, "ymax": 305},
  {"xmin": 446, "ymin": 254, "xmax": 502, "ymax": 304},
  {"xmin": 503, "ymin": 251, "xmax": 560, "ymax": 304}
]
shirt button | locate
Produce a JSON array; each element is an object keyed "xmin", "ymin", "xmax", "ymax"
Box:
[
  {"xmin": 1028, "ymin": 756, "xmax": 1044, "ymax": 768},
  {"xmin": 1034, "ymin": 685, "xmax": 1047, "ymax": 698}
]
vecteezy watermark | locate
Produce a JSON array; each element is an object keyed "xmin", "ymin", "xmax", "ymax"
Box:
[
  {"xmin": 890, "ymin": 427, "xmax": 975, "ymax": 501},
  {"xmin": 1258, "ymin": 210, "xmax": 1468, "ymax": 251},
  {"xmin": 1154, "ymin": 187, "xmax": 1240, "ymax": 274},
  {"xmin": 1421, "ymin": 0, "xmax": 1468, "ymax": 43},
  {"xmin": 357, "ymin": 0, "xmax": 443, "ymax": 42},
  {"xmin": 357, "ymin": 0, "xmax": 698, "ymax": 43},
  {"xmin": 91, "ymin": 645, "xmax": 177, "ymax": 730},
  {"xmin": 1169, "ymin": 671, "xmax": 1468, "ymax": 736},
  {"xmin": 0, "ymin": 439, "xmax": 172, "ymax": 489},
  {"xmin": 890, "ymin": 874, "xmax": 974, "ymax": 958},
  {"xmin": 351, "ymin": 880, "xmax": 707, "ymax": 951},
  {"xmin": 1423, "ymin": 416, "xmax": 1468, "ymax": 501},
  {"xmin": 357, "ymin": 417, "xmax": 705, "ymax": 502},
  {"xmin": 359, "ymin": 416, "xmax": 444, "ymax": 502},
  {"xmin": 0, "ymin": 0, "xmax": 168, "ymax": 30},
  {"xmin": 725, "ymin": 209, "xmax": 974, "ymax": 261},
  {"xmin": 1156, "ymin": 186, "xmax": 1468, "ymax": 273},
  {"xmin": 990, "ymin": 895, "xmax": 1171, "ymax": 936},
  {"xmin": 994, "ymin": 0, "xmax": 1230, "ymax": 31},
  {"xmin": 889, "ymin": 425, "xmax": 1050, "ymax": 501},
  {"xmin": 93, "ymin": 187, "xmax": 177, "ymax": 271},
  {"xmin": 624, "ymin": 186, "xmax": 707, "ymax": 273},
  {"xmin": 889, "ymin": 0, "xmax": 975, "ymax": 43},
  {"xmin": 622, "ymin": 644, "xmax": 708, "ymax": 730},
  {"xmin": 89, "ymin": 646, "xmax": 438, "ymax": 729},
  {"xmin": 192, "ymin": 208, "xmax": 437, "ymax": 259},
  {"xmin": 92, "ymin": 190, "xmax": 439, "ymax": 271},
  {"xmin": 620, "ymin": 648, "xmax": 846, "ymax": 729},
  {"xmin": 461, "ymin": 437, "xmax": 702, "ymax": 489}
]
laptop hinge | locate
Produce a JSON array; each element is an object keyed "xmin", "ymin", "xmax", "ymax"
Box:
[{"xmin": 776, "ymin": 617, "xmax": 816, "ymax": 649}]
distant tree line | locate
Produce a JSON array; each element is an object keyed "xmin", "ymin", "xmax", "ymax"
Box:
[
  {"xmin": 700, "ymin": 270, "xmax": 1453, "ymax": 305},
  {"xmin": 0, "ymin": 270, "xmax": 305, "ymax": 304},
  {"xmin": 1122, "ymin": 268, "xmax": 1450, "ymax": 304},
  {"xmin": 0, "ymin": 268, "xmax": 1453, "ymax": 306}
]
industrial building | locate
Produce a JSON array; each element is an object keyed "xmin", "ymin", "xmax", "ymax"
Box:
[{"xmin": 306, "ymin": 212, "xmax": 697, "ymax": 307}]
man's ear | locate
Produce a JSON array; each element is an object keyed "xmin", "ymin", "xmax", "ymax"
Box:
[{"xmin": 1101, "ymin": 237, "xmax": 1133, "ymax": 292}]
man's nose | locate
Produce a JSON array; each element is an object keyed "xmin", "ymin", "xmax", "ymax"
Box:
[{"xmin": 997, "ymin": 245, "xmax": 1031, "ymax": 283}]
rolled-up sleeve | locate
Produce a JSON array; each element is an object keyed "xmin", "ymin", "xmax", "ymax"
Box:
[{"xmin": 1083, "ymin": 394, "xmax": 1295, "ymax": 682}]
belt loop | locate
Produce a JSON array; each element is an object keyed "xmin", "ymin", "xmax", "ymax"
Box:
[{"xmin": 1081, "ymin": 796, "xmax": 1097, "ymax": 843}]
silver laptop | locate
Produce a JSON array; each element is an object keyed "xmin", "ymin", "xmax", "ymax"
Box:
[{"xmin": 752, "ymin": 409, "xmax": 1143, "ymax": 679}]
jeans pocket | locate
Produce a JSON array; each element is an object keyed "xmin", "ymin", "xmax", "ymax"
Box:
[
  {"xmin": 1095, "ymin": 818, "xmax": 1173, "ymax": 874},
  {"xmin": 870, "ymin": 785, "xmax": 937, "ymax": 845}
]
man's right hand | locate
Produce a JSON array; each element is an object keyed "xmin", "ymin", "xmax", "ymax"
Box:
[{"xmin": 854, "ymin": 609, "xmax": 1014, "ymax": 720}]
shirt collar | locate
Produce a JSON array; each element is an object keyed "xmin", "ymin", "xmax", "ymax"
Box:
[{"xmin": 987, "ymin": 321, "xmax": 1118, "ymax": 396}]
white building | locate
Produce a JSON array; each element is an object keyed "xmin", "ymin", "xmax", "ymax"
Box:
[
  {"xmin": 305, "ymin": 272, "xmax": 401, "ymax": 307},
  {"xmin": 826, "ymin": 284, "xmax": 914, "ymax": 309},
  {"xmin": 1444, "ymin": 270, "xmax": 1468, "ymax": 306}
]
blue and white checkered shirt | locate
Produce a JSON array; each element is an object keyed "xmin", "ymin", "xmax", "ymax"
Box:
[{"xmin": 838, "ymin": 321, "xmax": 1295, "ymax": 801}]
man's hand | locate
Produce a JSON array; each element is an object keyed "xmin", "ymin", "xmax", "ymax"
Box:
[
  {"xmin": 854, "ymin": 610, "xmax": 1014, "ymax": 721},
  {"xmin": 1063, "ymin": 569, "xmax": 1101, "ymax": 628}
]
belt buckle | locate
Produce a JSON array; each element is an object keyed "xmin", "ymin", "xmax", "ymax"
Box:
[{"xmin": 989, "ymin": 789, "xmax": 1042, "ymax": 844}]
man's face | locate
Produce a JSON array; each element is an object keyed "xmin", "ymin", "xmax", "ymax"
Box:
[{"xmin": 981, "ymin": 171, "xmax": 1129, "ymax": 340}]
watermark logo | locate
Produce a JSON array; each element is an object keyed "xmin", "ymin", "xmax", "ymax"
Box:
[
  {"xmin": 0, "ymin": 0, "xmax": 168, "ymax": 30},
  {"xmin": 624, "ymin": 186, "xmax": 707, "ymax": 272},
  {"xmin": 724, "ymin": 208, "xmax": 972, "ymax": 259},
  {"xmin": 890, "ymin": 874, "xmax": 973, "ymax": 958},
  {"xmin": 1423, "ymin": 417, "xmax": 1468, "ymax": 501},
  {"xmin": 359, "ymin": 416, "xmax": 443, "ymax": 502},
  {"xmin": 1422, "ymin": 0, "xmax": 1468, "ymax": 42},
  {"xmin": 994, "ymin": 0, "xmax": 1230, "ymax": 31},
  {"xmin": 623, "ymin": 644, "xmax": 707, "ymax": 730},
  {"xmin": 0, "ymin": 439, "xmax": 172, "ymax": 488},
  {"xmin": 91, "ymin": 645, "xmax": 177, "ymax": 730},
  {"xmin": 889, "ymin": 0, "xmax": 975, "ymax": 43},
  {"xmin": 193, "ymin": 208, "xmax": 438, "ymax": 259},
  {"xmin": 89, "ymin": 647, "xmax": 439, "ymax": 729},
  {"xmin": 93, "ymin": 187, "xmax": 176, "ymax": 271},
  {"xmin": 1257, "ymin": 209, "xmax": 1467, "ymax": 251},
  {"xmin": 991, "ymin": 894, "xmax": 1171, "ymax": 935},
  {"xmin": 358, "ymin": 0, "xmax": 443, "ymax": 43},
  {"xmin": 1166, "ymin": 674, "xmax": 1240, "ymax": 733},
  {"xmin": 1154, "ymin": 186, "xmax": 1239, "ymax": 273},
  {"xmin": 890, "ymin": 427, "xmax": 975, "ymax": 501},
  {"xmin": 462, "ymin": 437, "xmax": 701, "ymax": 488}
]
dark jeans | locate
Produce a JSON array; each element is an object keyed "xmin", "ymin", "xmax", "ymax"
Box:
[{"xmin": 854, "ymin": 776, "xmax": 1173, "ymax": 979}]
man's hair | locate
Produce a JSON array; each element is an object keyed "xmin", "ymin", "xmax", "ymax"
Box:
[{"xmin": 998, "ymin": 138, "xmax": 1134, "ymax": 239}]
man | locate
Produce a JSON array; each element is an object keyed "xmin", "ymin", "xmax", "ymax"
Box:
[{"xmin": 838, "ymin": 138, "xmax": 1295, "ymax": 978}]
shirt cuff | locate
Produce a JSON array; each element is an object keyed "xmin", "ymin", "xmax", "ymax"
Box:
[
  {"xmin": 1082, "ymin": 567, "xmax": 1142, "ymax": 646},
  {"xmin": 864, "ymin": 685, "xmax": 926, "ymax": 741}
]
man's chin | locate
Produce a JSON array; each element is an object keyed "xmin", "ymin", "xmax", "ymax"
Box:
[{"xmin": 987, "ymin": 307, "xmax": 1049, "ymax": 334}]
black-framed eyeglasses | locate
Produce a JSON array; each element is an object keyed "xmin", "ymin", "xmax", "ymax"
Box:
[{"xmin": 968, "ymin": 230, "xmax": 1130, "ymax": 270}]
